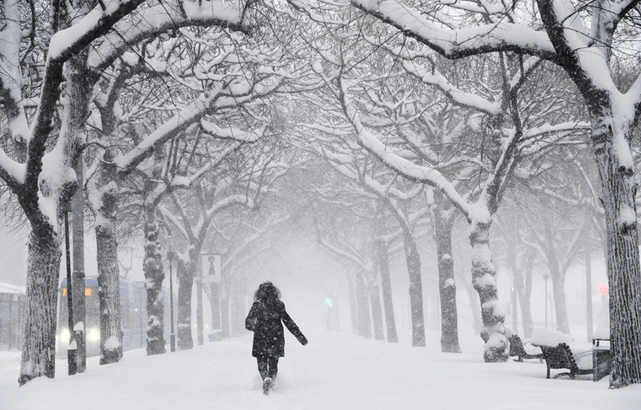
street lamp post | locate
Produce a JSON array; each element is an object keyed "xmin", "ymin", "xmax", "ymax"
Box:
[
  {"xmin": 168, "ymin": 250, "xmax": 176, "ymax": 352},
  {"xmin": 64, "ymin": 211, "xmax": 77, "ymax": 375}
]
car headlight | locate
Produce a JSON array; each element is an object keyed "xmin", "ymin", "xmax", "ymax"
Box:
[
  {"xmin": 59, "ymin": 329, "xmax": 70, "ymax": 345},
  {"xmin": 87, "ymin": 329, "xmax": 100, "ymax": 343}
]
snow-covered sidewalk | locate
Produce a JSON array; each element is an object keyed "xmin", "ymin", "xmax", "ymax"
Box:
[{"xmin": 1, "ymin": 331, "xmax": 640, "ymax": 410}]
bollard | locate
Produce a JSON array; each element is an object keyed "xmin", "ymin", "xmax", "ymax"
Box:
[
  {"xmin": 74, "ymin": 330, "xmax": 86, "ymax": 373},
  {"xmin": 67, "ymin": 337, "xmax": 78, "ymax": 376}
]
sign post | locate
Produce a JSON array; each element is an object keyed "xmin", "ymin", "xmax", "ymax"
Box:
[{"xmin": 202, "ymin": 254, "xmax": 222, "ymax": 284}]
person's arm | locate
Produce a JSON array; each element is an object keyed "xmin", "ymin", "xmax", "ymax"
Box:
[
  {"xmin": 245, "ymin": 302, "xmax": 259, "ymax": 331},
  {"xmin": 281, "ymin": 303, "xmax": 308, "ymax": 345}
]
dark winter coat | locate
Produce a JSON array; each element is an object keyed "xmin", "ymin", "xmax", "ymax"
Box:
[{"xmin": 245, "ymin": 298, "xmax": 307, "ymax": 358}]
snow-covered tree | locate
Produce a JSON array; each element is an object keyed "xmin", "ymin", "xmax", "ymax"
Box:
[
  {"xmin": 0, "ymin": 0, "xmax": 255, "ymax": 385},
  {"xmin": 353, "ymin": 0, "xmax": 641, "ymax": 387},
  {"xmin": 427, "ymin": 188, "xmax": 461, "ymax": 353},
  {"xmin": 315, "ymin": 139, "xmax": 427, "ymax": 346},
  {"xmin": 315, "ymin": 206, "xmax": 385, "ymax": 340},
  {"xmin": 493, "ymin": 143, "xmax": 604, "ymax": 337},
  {"xmin": 161, "ymin": 135, "xmax": 288, "ymax": 349},
  {"xmin": 309, "ymin": 33, "xmax": 582, "ymax": 360},
  {"xmin": 85, "ymin": 23, "xmax": 294, "ymax": 358}
]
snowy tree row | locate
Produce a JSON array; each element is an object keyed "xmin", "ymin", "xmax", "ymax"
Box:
[{"xmin": 1, "ymin": 0, "xmax": 640, "ymax": 390}]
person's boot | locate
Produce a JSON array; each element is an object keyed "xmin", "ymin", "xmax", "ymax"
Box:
[{"xmin": 263, "ymin": 377, "xmax": 273, "ymax": 395}]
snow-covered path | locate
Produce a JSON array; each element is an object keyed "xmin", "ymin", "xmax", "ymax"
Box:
[{"xmin": 1, "ymin": 331, "xmax": 640, "ymax": 410}]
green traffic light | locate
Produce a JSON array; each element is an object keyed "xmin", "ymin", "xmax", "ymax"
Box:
[{"xmin": 325, "ymin": 297, "xmax": 333, "ymax": 307}]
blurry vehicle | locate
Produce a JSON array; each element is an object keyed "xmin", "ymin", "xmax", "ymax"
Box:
[
  {"xmin": 57, "ymin": 277, "xmax": 170, "ymax": 356},
  {"xmin": 0, "ymin": 283, "xmax": 26, "ymax": 351}
]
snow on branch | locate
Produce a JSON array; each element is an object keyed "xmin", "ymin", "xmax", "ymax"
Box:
[
  {"xmin": 158, "ymin": 203, "xmax": 190, "ymax": 241},
  {"xmin": 114, "ymin": 84, "xmax": 224, "ymax": 174},
  {"xmin": 285, "ymin": 0, "xmax": 348, "ymax": 27},
  {"xmin": 351, "ymin": 0, "xmax": 556, "ymax": 59},
  {"xmin": 401, "ymin": 60, "xmax": 500, "ymax": 115},
  {"xmin": 315, "ymin": 228, "xmax": 372, "ymax": 272},
  {"xmin": 88, "ymin": 0, "xmax": 252, "ymax": 71},
  {"xmin": 47, "ymin": 1, "xmax": 145, "ymax": 61},
  {"xmin": 169, "ymin": 143, "xmax": 245, "ymax": 189},
  {"xmin": 518, "ymin": 121, "xmax": 590, "ymax": 156},
  {"xmin": 219, "ymin": 215, "xmax": 288, "ymax": 272},
  {"xmin": 441, "ymin": 0, "xmax": 507, "ymax": 16},
  {"xmin": 322, "ymin": 141, "xmax": 424, "ymax": 203},
  {"xmin": 206, "ymin": 193, "xmax": 256, "ymax": 219},
  {"xmin": 0, "ymin": 1, "xmax": 30, "ymax": 151},
  {"xmin": 337, "ymin": 76, "xmax": 472, "ymax": 219},
  {"xmin": 25, "ymin": 0, "xmax": 146, "ymax": 194},
  {"xmin": 200, "ymin": 121, "xmax": 265, "ymax": 143},
  {"xmin": 115, "ymin": 72, "xmax": 283, "ymax": 175}
]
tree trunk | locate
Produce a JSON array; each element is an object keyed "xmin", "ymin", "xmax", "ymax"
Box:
[
  {"xmin": 177, "ymin": 259, "xmax": 195, "ymax": 349},
  {"xmin": 367, "ymin": 275, "xmax": 385, "ymax": 341},
  {"xmin": 208, "ymin": 283, "xmax": 221, "ymax": 331},
  {"xmin": 62, "ymin": 42, "xmax": 92, "ymax": 370},
  {"xmin": 71, "ymin": 159, "xmax": 86, "ymax": 372},
  {"xmin": 96, "ymin": 222, "xmax": 123, "ymax": 364},
  {"xmin": 543, "ymin": 218, "xmax": 570, "ymax": 333},
  {"xmin": 550, "ymin": 270, "xmax": 570, "ymax": 333},
  {"xmin": 471, "ymin": 221, "xmax": 508, "ymax": 362},
  {"xmin": 433, "ymin": 206, "xmax": 461, "ymax": 353},
  {"xmin": 356, "ymin": 272, "xmax": 372, "ymax": 338},
  {"xmin": 459, "ymin": 271, "xmax": 482, "ymax": 334},
  {"xmin": 221, "ymin": 276, "xmax": 231, "ymax": 338},
  {"xmin": 196, "ymin": 279, "xmax": 204, "ymax": 345},
  {"xmin": 403, "ymin": 230, "xmax": 426, "ymax": 347},
  {"xmin": 347, "ymin": 275, "xmax": 358, "ymax": 334},
  {"xmin": 506, "ymin": 232, "xmax": 522, "ymax": 334},
  {"xmin": 19, "ymin": 227, "xmax": 62, "ymax": 385},
  {"xmin": 517, "ymin": 253, "xmax": 535, "ymax": 338},
  {"xmin": 376, "ymin": 238, "xmax": 398, "ymax": 343},
  {"xmin": 94, "ymin": 153, "xmax": 124, "ymax": 364},
  {"xmin": 18, "ymin": 35, "xmax": 87, "ymax": 382},
  {"xmin": 142, "ymin": 204, "xmax": 166, "ymax": 355},
  {"xmin": 231, "ymin": 280, "xmax": 246, "ymax": 337},
  {"xmin": 591, "ymin": 114, "xmax": 641, "ymax": 388}
]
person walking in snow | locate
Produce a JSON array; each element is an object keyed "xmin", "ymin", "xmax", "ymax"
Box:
[{"xmin": 245, "ymin": 281, "xmax": 308, "ymax": 394}]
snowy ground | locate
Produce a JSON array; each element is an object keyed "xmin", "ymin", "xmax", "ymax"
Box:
[{"xmin": 1, "ymin": 330, "xmax": 640, "ymax": 410}]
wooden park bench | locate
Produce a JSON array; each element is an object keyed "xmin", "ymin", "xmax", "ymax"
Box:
[
  {"xmin": 535, "ymin": 342, "xmax": 594, "ymax": 379},
  {"xmin": 508, "ymin": 334, "xmax": 543, "ymax": 362},
  {"xmin": 479, "ymin": 329, "xmax": 542, "ymax": 362},
  {"xmin": 592, "ymin": 338, "xmax": 612, "ymax": 382}
]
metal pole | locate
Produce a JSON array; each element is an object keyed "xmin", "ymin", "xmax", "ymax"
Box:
[
  {"xmin": 168, "ymin": 251, "xmax": 176, "ymax": 352},
  {"xmin": 65, "ymin": 212, "xmax": 77, "ymax": 375}
]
